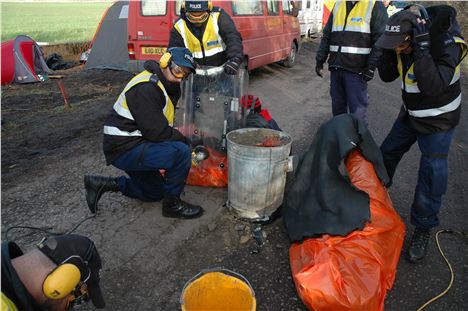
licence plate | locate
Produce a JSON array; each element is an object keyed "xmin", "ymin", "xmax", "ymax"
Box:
[{"xmin": 142, "ymin": 47, "xmax": 166, "ymax": 55}]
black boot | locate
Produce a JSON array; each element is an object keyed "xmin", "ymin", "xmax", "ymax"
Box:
[
  {"xmin": 84, "ymin": 175, "xmax": 120, "ymax": 214},
  {"xmin": 406, "ymin": 227, "xmax": 431, "ymax": 263},
  {"xmin": 162, "ymin": 196, "xmax": 204, "ymax": 219}
]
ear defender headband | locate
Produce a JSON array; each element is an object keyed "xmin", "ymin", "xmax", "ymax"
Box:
[{"xmin": 40, "ymin": 239, "xmax": 94, "ymax": 300}]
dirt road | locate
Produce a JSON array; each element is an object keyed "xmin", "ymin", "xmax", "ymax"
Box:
[{"xmin": 2, "ymin": 40, "xmax": 467, "ymax": 310}]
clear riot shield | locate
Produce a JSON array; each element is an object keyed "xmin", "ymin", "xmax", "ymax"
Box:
[
  {"xmin": 175, "ymin": 66, "xmax": 248, "ymax": 187},
  {"xmin": 177, "ymin": 66, "xmax": 248, "ymax": 153}
]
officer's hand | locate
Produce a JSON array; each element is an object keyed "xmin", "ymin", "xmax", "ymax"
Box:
[
  {"xmin": 224, "ymin": 58, "xmax": 241, "ymax": 75},
  {"xmin": 361, "ymin": 66, "xmax": 375, "ymax": 82},
  {"xmin": 412, "ymin": 18, "xmax": 430, "ymax": 58},
  {"xmin": 315, "ymin": 63, "xmax": 324, "ymax": 78}
]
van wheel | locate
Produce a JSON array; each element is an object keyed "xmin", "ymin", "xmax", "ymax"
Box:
[{"xmin": 283, "ymin": 43, "xmax": 296, "ymax": 68}]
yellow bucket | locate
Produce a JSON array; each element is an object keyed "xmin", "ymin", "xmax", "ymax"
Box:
[{"xmin": 180, "ymin": 268, "xmax": 256, "ymax": 311}]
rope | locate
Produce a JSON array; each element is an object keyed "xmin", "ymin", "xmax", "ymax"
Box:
[{"xmin": 416, "ymin": 229, "xmax": 467, "ymax": 311}]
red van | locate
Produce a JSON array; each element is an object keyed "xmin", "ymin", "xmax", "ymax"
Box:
[{"xmin": 127, "ymin": 0, "xmax": 301, "ymax": 71}]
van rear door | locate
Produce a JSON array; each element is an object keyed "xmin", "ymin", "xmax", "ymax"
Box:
[{"xmin": 128, "ymin": 0, "xmax": 180, "ymax": 69}]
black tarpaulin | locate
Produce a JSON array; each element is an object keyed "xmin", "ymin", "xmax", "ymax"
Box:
[{"xmin": 283, "ymin": 114, "xmax": 389, "ymax": 242}]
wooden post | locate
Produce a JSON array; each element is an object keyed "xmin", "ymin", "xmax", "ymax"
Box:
[{"xmin": 56, "ymin": 80, "xmax": 71, "ymax": 109}]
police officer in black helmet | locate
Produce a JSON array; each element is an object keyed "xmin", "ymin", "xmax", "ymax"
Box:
[{"xmin": 168, "ymin": 0, "xmax": 244, "ymax": 75}]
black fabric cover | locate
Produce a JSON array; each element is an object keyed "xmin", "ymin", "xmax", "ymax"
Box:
[{"xmin": 283, "ymin": 114, "xmax": 389, "ymax": 242}]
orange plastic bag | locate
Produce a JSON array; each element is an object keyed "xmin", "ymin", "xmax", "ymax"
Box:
[
  {"xmin": 289, "ymin": 150, "xmax": 405, "ymax": 311},
  {"xmin": 186, "ymin": 147, "xmax": 228, "ymax": 187}
]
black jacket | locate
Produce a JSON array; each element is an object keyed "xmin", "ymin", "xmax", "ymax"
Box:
[
  {"xmin": 283, "ymin": 114, "xmax": 389, "ymax": 242},
  {"xmin": 378, "ymin": 5, "xmax": 465, "ymax": 133},
  {"xmin": 1, "ymin": 242, "xmax": 43, "ymax": 311},
  {"xmin": 103, "ymin": 61, "xmax": 187, "ymax": 164},
  {"xmin": 168, "ymin": 7, "xmax": 243, "ymax": 66},
  {"xmin": 316, "ymin": 1, "xmax": 387, "ymax": 73}
]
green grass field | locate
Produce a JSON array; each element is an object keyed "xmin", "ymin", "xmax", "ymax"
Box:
[{"xmin": 1, "ymin": 2, "xmax": 111, "ymax": 43}]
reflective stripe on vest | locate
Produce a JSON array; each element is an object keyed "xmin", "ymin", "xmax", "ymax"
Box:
[
  {"xmin": 174, "ymin": 12, "xmax": 226, "ymax": 59},
  {"xmin": 408, "ymin": 93, "xmax": 462, "ymax": 118},
  {"xmin": 331, "ymin": 1, "xmax": 375, "ymax": 34},
  {"xmin": 1, "ymin": 292, "xmax": 18, "ymax": 311},
  {"xmin": 107, "ymin": 71, "xmax": 174, "ymax": 137},
  {"xmin": 329, "ymin": 45, "xmax": 371, "ymax": 54},
  {"xmin": 103, "ymin": 126, "xmax": 142, "ymax": 136},
  {"xmin": 398, "ymin": 36, "xmax": 467, "ymax": 118}
]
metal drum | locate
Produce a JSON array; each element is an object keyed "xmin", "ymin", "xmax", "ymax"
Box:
[{"xmin": 226, "ymin": 128, "xmax": 293, "ymax": 220}]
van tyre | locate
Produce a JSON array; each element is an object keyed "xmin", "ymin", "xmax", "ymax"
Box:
[{"xmin": 283, "ymin": 43, "xmax": 296, "ymax": 68}]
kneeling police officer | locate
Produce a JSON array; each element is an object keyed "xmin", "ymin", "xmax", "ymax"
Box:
[{"xmin": 84, "ymin": 47, "xmax": 204, "ymax": 219}]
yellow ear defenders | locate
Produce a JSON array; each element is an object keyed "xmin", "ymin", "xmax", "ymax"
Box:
[
  {"xmin": 160, "ymin": 51, "xmax": 172, "ymax": 70},
  {"xmin": 43, "ymin": 256, "xmax": 90, "ymax": 300},
  {"xmin": 160, "ymin": 49, "xmax": 191, "ymax": 79},
  {"xmin": 41, "ymin": 240, "xmax": 94, "ymax": 301}
]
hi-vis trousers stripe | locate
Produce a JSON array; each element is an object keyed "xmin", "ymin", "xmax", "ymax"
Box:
[
  {"xmin": 330, "ymin": 45, "xmax": 371, "ymax": 54},
  {"xmin": 104, "ymin": 125, "xmax": 142, "ymax": 137},
  {"xmin": 407, "ymin": 93, "xmax": 462, "ymax": 118}
]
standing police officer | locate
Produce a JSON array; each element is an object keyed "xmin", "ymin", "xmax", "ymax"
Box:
[
  {"xmin": 168, "ymin": 0, "xmax": 244, "ymax": 75},
  {"xmin": 376, "ymin": 5, "xmax": 467, "ymax": 262},
  {"xmin": 315, "ymin": 0, "xmax": 387, "ymax": 127}
]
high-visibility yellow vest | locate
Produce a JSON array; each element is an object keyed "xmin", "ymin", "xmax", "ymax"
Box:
[
  {"xmin": 330, "ymin": 0, "xmax": 376, "ymax": 55},
  {"xmin": 397, "ymin": 36, "xmax": 467, "ymax": 119},
  {"xmin": 103, "ymin": 71, "xmax": 174, "ymax": 137},
  {"xmin": 174, "ymin": 12, "xmax": 226, "ymax": 60}
]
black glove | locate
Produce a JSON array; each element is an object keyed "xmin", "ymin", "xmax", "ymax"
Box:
[
  {"xmin": 380, "ymin": 50, "xmax": 395, "ymax": 64},
  {"xmin": 315, "ymin": 63, "xmax": 323, "ymax": 78},
  {"xmin": 360, "ymin": 66, "xmax": 375, "ymax": 82},
  {"xmin": 224, "ymin": 57, "xmax": 241, "ymax": 75},
  {"xmin": 412, "ymin": 18, "xmax": 430, "ymax": 59}
]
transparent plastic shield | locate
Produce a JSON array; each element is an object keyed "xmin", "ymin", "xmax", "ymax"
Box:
[{"xmin": 176, "ymin": 66, "xmax": 248, "ymax": 153}]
